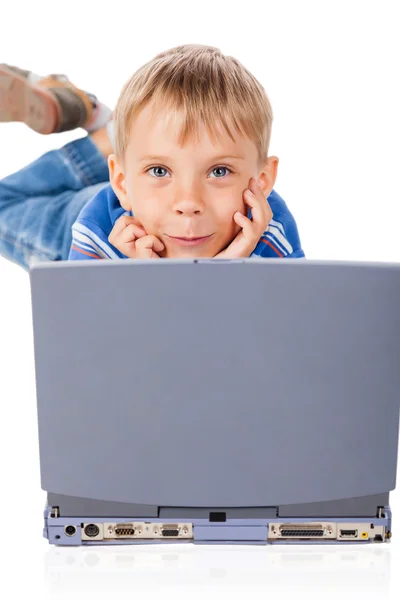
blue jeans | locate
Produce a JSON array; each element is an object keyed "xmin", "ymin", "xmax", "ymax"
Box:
[{"xmin": 0, "ymin": 136, "xmax": 109, "ymax": 271}]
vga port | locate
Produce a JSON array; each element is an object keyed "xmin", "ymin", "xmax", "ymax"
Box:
[{"xmin": 161, "ymin": 525, "xmax": 180, "ymax": 537}]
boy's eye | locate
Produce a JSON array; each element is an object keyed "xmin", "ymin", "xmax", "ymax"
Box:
[
  {"xmin": 147, "ymin": 166, "xmax": 170, "ymax": 178},
  {"xmin": 209, "ymin": 166, "xmax": 232, "ymax": 178},
  {"xmin": 146, "ymin": 165, "xmax": 232, "ymax": 178}
]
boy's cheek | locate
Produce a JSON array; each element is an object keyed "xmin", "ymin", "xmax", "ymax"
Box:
[
  {"xmin": 129, "ymin": 204, "xmax": 157, "ymax": 233},
  {"xmin": 233, "ymin": 197, "xmax": 246, "ymax": 219},
  {"xmin": 217, "ymin": 221, "xmax": 241, "ymax": 252}
]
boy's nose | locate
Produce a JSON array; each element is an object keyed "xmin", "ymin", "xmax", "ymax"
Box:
[{"xmin": 172, "ymin": 195, "xmax": 204, "ymax": 216}]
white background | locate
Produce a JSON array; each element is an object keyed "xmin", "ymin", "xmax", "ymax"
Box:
[{"xmin": 0, "ymin": 0, "xmax": 399, "ymax": 598}]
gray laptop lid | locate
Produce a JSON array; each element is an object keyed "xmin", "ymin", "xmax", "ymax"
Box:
[{"xmin": 29, "ymin": 259, "xmax": 400, "ymax": 508}]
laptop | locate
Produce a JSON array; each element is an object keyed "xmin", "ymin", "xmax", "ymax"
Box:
[{"xmin": 29, "ymin": 258, "xmax": 400, "ymax": 545}]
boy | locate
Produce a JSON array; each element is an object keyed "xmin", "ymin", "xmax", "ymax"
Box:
[{"xmin": 0, "ymin": 45, "xmax": 305, "ymax": 270}]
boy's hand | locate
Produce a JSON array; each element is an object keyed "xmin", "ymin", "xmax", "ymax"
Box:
[
  {"xmin": 135, "ymin": 235, "xmax": 165, "ymax": 259},
  {"xmin": 215, "ymin": 177, "xmax": 273, "ymax": 259},
  {"xmin": 108, "ymin": 215, "xmax": 147, "ymax": 258},
  {"xmin": 108, "ymin": 215, "xmax": 163, "ymax": 259}
]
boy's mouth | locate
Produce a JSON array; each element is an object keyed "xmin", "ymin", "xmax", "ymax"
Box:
[{"xmin": 165, "ymin": 234, "xmax": 214, "ymax": 247}]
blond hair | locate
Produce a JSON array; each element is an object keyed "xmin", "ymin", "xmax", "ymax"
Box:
[{"xmin": 114, "ymin": 44, "xmax": 273, "ymax": 165}]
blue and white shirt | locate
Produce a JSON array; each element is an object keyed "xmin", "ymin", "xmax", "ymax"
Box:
[{"xmin": 68, "ymin": 183, "xmax": 305, "ymax": 260}]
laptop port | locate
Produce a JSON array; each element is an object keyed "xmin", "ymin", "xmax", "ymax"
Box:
[
  {"xmin": 339, "ymin": 529, "xmax": 358, "ymax": 538},
  {"xmin": 268, "ymin": 522, "xmax": 336, "ymax": 540},
  {"xmin": 64, "ymin": 525, "xmax": 76, "ymax": 537},
  {"xmin": 161, "ymin": 525, "xmax": 180, "ymax": 537},
  {"xmin": 84, "ymin": 524, "xmax": 100, "ymax": 538},
  {"xmin": 102, "ymin": 522, "xmax": 193, "ymax": 540},
  {"xmin": 280, "ymin": 526, "xmax": 324, "ymax": 537},
  {"xmin": 115, "ymin": 526, "xmax": 135, "ymax": 536}
]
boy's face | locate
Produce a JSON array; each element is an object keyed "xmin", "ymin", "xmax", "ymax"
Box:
[{"xmin": 109, "ymin": 101, "xmax": 278, "ymax": 258}]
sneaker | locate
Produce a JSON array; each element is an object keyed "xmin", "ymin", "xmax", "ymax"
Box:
[{"xmin": 0, "ymin": 64, "xmax": 95, "ymax": 134}]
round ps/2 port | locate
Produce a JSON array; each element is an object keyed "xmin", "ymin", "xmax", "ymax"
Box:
[
  {"xmin": 84, "ymin": 524, "xmax": 100, "ymax": 537},
  {"xmin": 65, "ymin": 525, "xmax": 77, "ymax": 537}
]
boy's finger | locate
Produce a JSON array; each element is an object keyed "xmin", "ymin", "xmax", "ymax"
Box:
[
  {"xmin": 244, "ymin": 190, "xmax": 264, "ymax": 224},
  {"xmin": 146, "ymin": 235, "xmax": 164, "ymax": 253},
  {"xmin": 118, "ymin": 223, "xmax": 146, "ymax": 243},
  {"xmin": 115, "ymin": 236, "xmax": 137, "ymax": 259},
  {"xmin": 244, "ymin": 188, "xmax": 272, "ymax": 231},
  {"xmin": 135, "ymin": 235, "xmax": 164, "ymax": 258},
  {"xmin": 248, "ymin": 177, "xmax": 273, "ymax": 209},
  {"xmin": 112, "ymin": 215, "xmax": 146, "ymax": 237},
  {"xmin": 234, "ymin": 212, "xmax": 256, "ymax": 242},
  {"xmin": 247, "ymin": 176, "xmax": 265, "ymax": 201},
  {"xmin": 120, "ymin": 242, "xmax": 137, "ymax": 259}
]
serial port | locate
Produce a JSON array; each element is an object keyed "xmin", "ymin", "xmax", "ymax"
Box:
[{"xmin": 115, "ymin": 527, "xmax": 135, "ymax": 536}]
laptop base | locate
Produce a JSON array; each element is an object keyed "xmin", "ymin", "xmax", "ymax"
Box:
[{"xmin": 44, "ymin": 504, "xmax": 392, "ymax": 546}]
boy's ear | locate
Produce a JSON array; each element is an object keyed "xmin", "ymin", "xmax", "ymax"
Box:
[
  {"xmin": 257, "ymin": 156, "xmax": 279, "ymax": 196},
  {"xmin": 108, "ymin": 154, "xmax": 131, "ymax": 211}
]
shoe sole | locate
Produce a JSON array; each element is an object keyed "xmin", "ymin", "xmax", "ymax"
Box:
[{"xmin": 0, "ymin": 66, "xmax": 59, "ymax": 134}]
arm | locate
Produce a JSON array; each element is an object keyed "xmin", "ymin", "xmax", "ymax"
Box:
[
  {"xmin": 68, "ymin": 218, "xmax": 121, "ymax": 261},
  {"xmin": 285, "ymin": 248, "xmax": 306, "ymax": 259},
  {"xmin": 254, "ymin": 190, "xmax": 306, "ymax": 259}
]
